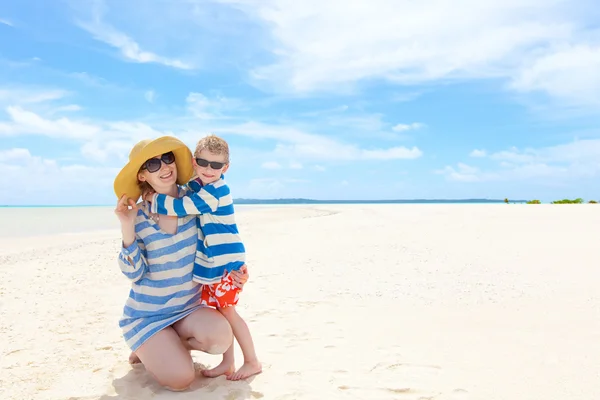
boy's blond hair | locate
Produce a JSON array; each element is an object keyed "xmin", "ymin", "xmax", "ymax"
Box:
[{"xmin": 195, "ymin": 134, "xmax": 230, "ymax": 163}]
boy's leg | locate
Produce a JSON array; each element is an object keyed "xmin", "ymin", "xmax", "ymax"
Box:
[
  {"xmin": 201, "ymin": 343, "xmax": 235, "ymax": 378},
  {"xmin": 218, "ymin": 306, "xmax": 262, "ymax": 381}
]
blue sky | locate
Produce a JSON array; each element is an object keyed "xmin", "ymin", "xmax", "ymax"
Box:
[{"xmin": 1, "ymin": 0, "xmax": 600, "ymax": 205}]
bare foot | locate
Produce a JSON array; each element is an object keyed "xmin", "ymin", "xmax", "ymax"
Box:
[
  {"xmin": 202, "ymin": 360, "xmax": 235, "ymax": 378},
  {"xmin": 128, "ymin": 352, "xmax": 141, "ymax": 365},
  {"xmin": 227, "ymin": 360, "xmax": 262, "ymax": 381}
]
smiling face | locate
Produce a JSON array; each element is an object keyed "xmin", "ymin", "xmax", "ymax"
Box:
[
  {"xmin": 137, "ymin": 152, "xmax": 179, "ymax": 194},
  {"xmin": 193, "ymin": 149, "xmax": 229, "ymax": 185}
]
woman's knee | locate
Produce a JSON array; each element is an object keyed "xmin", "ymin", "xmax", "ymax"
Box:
[
  {"xmin": 157, "ymin": 365, "xmax": 195, "ymax": 391},
  {"xmin": 135, "ymin": 327, "xmax": 196, "ymax": 390},
  {"xmin": 195, "ymin": 312, "xmax": 233, "ymax": 354}
]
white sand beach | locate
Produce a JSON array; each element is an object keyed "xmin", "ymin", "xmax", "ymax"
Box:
[{"xmin": 1, "ymin": 204, "xmax": 599, "ymax": 400}]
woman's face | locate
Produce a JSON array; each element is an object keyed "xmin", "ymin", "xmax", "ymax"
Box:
[{"xmin": 137, "ymin": 151, "xmax": 178, "ymax": 194}]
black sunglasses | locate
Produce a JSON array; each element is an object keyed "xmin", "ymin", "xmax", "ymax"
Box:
[
  {"xmin": 141, "ymin": 152, "xmax": 176, "ymax": 173},
  {"xmin": 195, "ymin": 157, "xmax": 227, "ymax": 170}
]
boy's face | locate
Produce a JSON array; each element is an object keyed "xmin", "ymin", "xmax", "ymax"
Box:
[{"xmin": 193, "ymin": 149, "xmax": 229, "ymax": 185}]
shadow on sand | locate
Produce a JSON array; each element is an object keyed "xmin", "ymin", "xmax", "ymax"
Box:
[{"xmin": 98, "ymin": 362, "xmax": 263, "ymax": 400}]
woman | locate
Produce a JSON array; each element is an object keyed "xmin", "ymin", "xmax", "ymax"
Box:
[{"xmin": 113, "ymin": 136, "xmax": 249, "ymax": 391}]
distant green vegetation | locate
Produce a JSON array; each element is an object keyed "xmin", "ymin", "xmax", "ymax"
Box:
[
  {"xmin": 551, "ymin": 198, "xmax": 584, "ymax": 204},
  {"xmin": 523, "ymin": 198, "xmax": 599, "ymax": 204}
]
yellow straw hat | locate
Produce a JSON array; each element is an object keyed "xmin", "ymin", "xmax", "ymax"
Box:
[{"xmin": 113, "ymin": 136, "xmax": 194, "ymax": 201}]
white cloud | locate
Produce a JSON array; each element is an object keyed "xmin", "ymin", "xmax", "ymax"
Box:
[
  {"xmin": 261, "ymin": 160, "xmax": 303, "ymax": 169},
  {"xmin": 391, "ymin": 91, "xmax": 424, "ymax": 102},
  {"xmin": 438, "ymin": 138, "xmax": 600, "ymax": 182},
  {"xmin": 70, "ymin": 72, "xmax": 114, "ymax": 88},
  {"xmin": 470, "ymin": 149, "xmax": 487, "ymax": 158},
  {"xmin": 326, "ymin": 113, "xmax": 384, "ymax": 131},
  {"xmin": 301, "ymin": 105, "xmax": 349, "ymax": 117},
  {"xmin": 186, "ymin": 92, "xmax": 241, "ymax": 119},
  {"xmin": 213, "ymin": 121, "xmax": 423, "ymax": 161},
  {"xmin": 358, "ymin": 147, "xmax": 422, "ymax": 160},
  {"xmin": 84, "ymin": 121, "xmax": 172, "ymax": 162},
  {"xmin": 0, "ymin": 88, "xmax": 68, "ymax": 105},
  {"xmin": 261, "ymin": 161, "xmax": 282, "ymax": 169},
  {"xmin": 0, "ymin": 90, "xmax": 422, "ymax": 168},
  {"xmin": 392, "ymin": 122, "xmax": 425, "ymax": 132},
  {"xmin": 76, "ymin": 5, "xmax": 192, "ymax": 70},
  {"xmin": 246, "ymin": 177, "xmax": 309, "ymax": 196},
  {"xmin": 435, "ymin": 163, "xmax": 482, "ymax": 182},
  {"xmin": 0, "ymin": 148, "xmax": 32, "ymax": 161},
  {"xmin": 0, "ymin": 148, "xmax": 118, "ymax": 205},
  {"xmin": 248, "ymin": 178, "xmax": 282, "ymax": 192},
  {"xmin": 509, "ymin": 43, "xmax": 600, "ymax": 108},
  {"xmin": 0, "ymin": 18, "xmax": 13, "ymax": 27},
  {"xmin": 0, "ymin": 106, "xmax": 101, "ymax": 139},
  {"xmin": 49, "ymin": 104, "xmax": 83, "ymax": 115},
  {"xmin": 145, "ymin": 90, "xmax": 156, "ymax": 103},
  {"xmin": 81, "ymin": 139, "xmax": 135, "ymax": 163},
  {"xmin": 0, "ymin": 104, "xmax": 173, "ymax": 162},
  {"xmin": 305, "ymin": 110, "xmax": 419, "ymax": 140},
  {"xmin": 218, "ymin": 0, "xmax": 598, "ymax": 108}
]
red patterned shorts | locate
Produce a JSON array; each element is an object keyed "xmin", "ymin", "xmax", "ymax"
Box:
[{"xmin": 200, "ymin": 273, "xmax": 240, "ymax": 308}]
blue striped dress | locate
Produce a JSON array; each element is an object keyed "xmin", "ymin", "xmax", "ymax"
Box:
[
  {"xmin": 150, "ymin": 175, "xmax": 246, "ymax": 285},
  {"xmin": 117, "ymin": 187, "xmax": 206, "ymax": 351}
]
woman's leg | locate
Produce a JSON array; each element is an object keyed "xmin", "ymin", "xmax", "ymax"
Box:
[
  {"xmin": 134, "ymin": 326, "xmax": 196, "ymax": 391},
  {"xmin": 172, "ymin": 307, "xmax": 234, "ymax": 355}
]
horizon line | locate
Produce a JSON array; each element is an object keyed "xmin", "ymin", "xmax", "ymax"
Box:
[{"xmin": 0, "ymin": 198, "xmax": 530, "ymax": 207}]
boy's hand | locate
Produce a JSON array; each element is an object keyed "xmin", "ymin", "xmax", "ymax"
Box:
[
  {"xmin": 142, "ymin": 189, "xmax": 156, "ymax": 203},
  {"xmin": 227, "ymin": 264, "xmax": 249, "ymax": 290}
]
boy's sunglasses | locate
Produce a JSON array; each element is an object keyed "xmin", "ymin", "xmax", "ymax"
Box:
[
  {"xmin": 195, "ymin": 157, "xmax": 227, "ymax": 170},
  {"xmin": 141, "ymin": 152, "xmax": 175, "ymax": 173}
]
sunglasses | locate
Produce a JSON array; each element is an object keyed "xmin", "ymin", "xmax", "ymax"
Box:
[
  {"xmin": 195, "ymin": 157, "xmax": 227, "ymax": 170},
  {"xmin": 141, "ymin": 152, "xmax": 176, "ymax": 173}
]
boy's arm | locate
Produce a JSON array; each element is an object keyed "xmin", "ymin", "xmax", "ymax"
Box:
[
  {"xmin": 149, "ymin": 183, "xmax": 223, "ymax": 217},
  {"xmin": 179, "ymin": 177, "xmax": 202, "ymax": 196},
  {"xmin": 186, "ymin": 178, "xmax": 203, "ymax": 193}
]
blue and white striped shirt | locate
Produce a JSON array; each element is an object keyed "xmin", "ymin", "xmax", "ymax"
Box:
[
  {"xmin": 150, "ymin": 175, "xmax": 246, "ymax": 285},
  {"xmin": 118, "ymin": 188, "xmax": 206, "ymax": 351}
]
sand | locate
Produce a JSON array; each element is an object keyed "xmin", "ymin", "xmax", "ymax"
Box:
[{"xmin": 1, "ymin": 204, "xmax": 599, "ymax": 400}]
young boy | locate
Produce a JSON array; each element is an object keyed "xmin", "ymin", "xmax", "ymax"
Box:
[{"xmin": 146, "ymin": 134, "xmax": 261, "ymax": 381}]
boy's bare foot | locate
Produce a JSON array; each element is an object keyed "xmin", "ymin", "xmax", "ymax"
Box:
[
  {"xmin": 202, "ymin": 360, "xmax": 235, "ymax": 378},
  {"xmin": 128, "ymin": 352, "xmax": 141, "ymax": 365},
  {"xmin": 227, "ymin": 360, "xmax": 262, "ymax": 381}
]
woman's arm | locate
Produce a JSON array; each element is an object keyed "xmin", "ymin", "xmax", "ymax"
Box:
[
  {"xmin": 114, "ymin": 195, "xmax": 148, "ymax": 282},
  {"xmin": 118, "ymin": 238, "xmax": 149, "ymax": 282}
]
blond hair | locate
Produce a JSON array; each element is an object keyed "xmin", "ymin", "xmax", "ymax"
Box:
[{"xmin": 195, "ymin": 134, "xmax": 230, "ymax": 163}]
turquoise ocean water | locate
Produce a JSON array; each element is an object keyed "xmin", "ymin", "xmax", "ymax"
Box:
[{"xmin": 0, "ymin": 200, "xmax": 524, "ymax": 238}]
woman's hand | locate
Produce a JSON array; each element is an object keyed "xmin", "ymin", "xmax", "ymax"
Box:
[
  {"xmin": 115, "ymin": 194, "xmax": 138, "ymax": 226},
  {"xmin": 115, "ymin": 194, "xmax": 138, "ymax": 247},
  {"xmin": 228, "ymin": 264, "xmax": 249, "ymax": 290}
]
